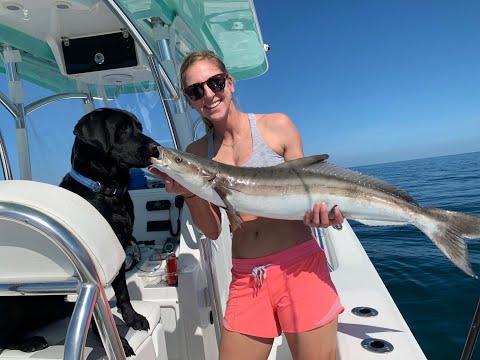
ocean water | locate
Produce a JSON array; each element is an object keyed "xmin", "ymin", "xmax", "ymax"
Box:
[{"xmin": 350, "ymin": 151, "xmax": 480, "ymax": 360}]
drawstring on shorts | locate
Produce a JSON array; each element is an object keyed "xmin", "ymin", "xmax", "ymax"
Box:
[{"xmin": 251, "ymin": 264, "xmax": 271, "ymax": 287}]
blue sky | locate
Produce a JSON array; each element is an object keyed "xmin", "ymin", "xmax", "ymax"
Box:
[
  {"xmin": 1, "ymin": 0, "xmax": 478, "ymax": 182},
  {"xmin": 236, "ymin": 0, "xmax": 480, "ymax": 166}
]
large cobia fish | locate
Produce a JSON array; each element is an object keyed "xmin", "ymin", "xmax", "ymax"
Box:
[{"xmin": 150, "ymin": 146, "xmax": 480, "ymax": 277}]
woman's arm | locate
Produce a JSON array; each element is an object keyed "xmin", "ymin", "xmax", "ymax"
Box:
[{"xmin": 181, "ymin": 194, "xmax": 223, "ymax": 240}]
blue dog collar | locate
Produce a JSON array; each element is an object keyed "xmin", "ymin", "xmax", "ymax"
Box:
[{"xmin": 69, "ymin": 169, "xmax": 127, "ymax": 197}]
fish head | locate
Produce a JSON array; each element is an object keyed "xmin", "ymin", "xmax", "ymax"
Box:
[{"xmin": 150, "ymin": 146, "xmax": 216, "ymax": 190}]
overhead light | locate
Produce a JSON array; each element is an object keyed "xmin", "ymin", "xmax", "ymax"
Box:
[
  {"xmin": 54, "ymin": 1, "xmax": 72, "ymax": 10},
  {"xmin": 103, "ymin": 74, "xmax": 134, "ymax": 85},
  {"xmin": 3, "ymin": 2, "xmax": 24, "ymax": 11}
]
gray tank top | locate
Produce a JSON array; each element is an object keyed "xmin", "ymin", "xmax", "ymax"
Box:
[{"xmin": 207, "ymin": 113, "xmax": 285, "ymax": 167}]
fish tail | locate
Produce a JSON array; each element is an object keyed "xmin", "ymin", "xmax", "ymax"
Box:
[{"xmin": 416, "ymin": 208, "xmax": 480, "ymax": 278}]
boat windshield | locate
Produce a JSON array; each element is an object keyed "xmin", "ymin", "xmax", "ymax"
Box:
[{"xmin": 0, "ymin": 71, "xmax": 176, "ymax": 184}]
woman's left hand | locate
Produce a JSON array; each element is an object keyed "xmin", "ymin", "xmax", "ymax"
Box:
[{"xmin": 304, "ymin": 203, "xmax": 344, "ymax": 228}]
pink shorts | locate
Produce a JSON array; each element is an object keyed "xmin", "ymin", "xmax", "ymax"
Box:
[{"xmin": 224, "ymin": 238, "xmax": 344, "ymax": 338}]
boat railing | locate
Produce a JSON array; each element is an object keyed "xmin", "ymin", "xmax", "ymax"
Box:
[
  {"xmin": 0, "ymin": 79, "xmax": 101, "ymax": 181},
  {"xmin": 199, "ymin": 236, "xmax": 223, "ymax": 345},
  {"xmin": 0, "ymin": 127, "xmax": 12, "ymax": 180},
  {"xmin": 315, "ymin": 226, "xmax": 340, "ymax": 271},
  {"xmin": 101, "ymin": 0, "xmax": 184, "ymax": 150},
  {"xmin": 461, "ymin": 297, "xmax": 480, "ymax": 360},
  {"xmin": 24, "ymin": 93, "xmax": 93, "ymax": 115},
  {"xmin": 0, "ymin": 180, "xmax": 129, "ymax": 360}
]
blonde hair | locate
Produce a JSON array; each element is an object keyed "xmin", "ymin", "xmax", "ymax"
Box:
[{"xmin": 180, "ymin": 50, "xmax": 229, "ymax": 130}]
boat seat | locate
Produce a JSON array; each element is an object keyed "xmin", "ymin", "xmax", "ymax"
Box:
[
  {"xmin": 0, "ymin": 180, "xmax": 167, "ymax": 359},
  {"xmin": 0, "ymin": 301, "xmax": 166, "ymax": 360}
]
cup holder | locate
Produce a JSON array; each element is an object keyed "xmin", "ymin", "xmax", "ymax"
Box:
[
  {"xmin": 361, "ymin": 338, "xmax": 394, "ymax": 354},
  {"xmin": 352, "ymin": 306, "xmax": 379, "ymax": 317}
]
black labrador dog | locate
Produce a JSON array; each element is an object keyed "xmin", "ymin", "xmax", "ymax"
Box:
[
  {"xmin": 0, "ymin": 108, "xmax": 159, "ymax": 355},
  {"xmin": 61, "ymin": 108, "xmax": 158, "ymax": 329}
]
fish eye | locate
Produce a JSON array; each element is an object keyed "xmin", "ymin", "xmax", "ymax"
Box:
[{"xmin": 175, "ymin": 156, "xmax": 183, "ymax": 163}]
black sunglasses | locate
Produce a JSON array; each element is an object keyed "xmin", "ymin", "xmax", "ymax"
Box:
[{"xmin": 183, "ymin": 73, "xmax": 228, "ymax": 101}]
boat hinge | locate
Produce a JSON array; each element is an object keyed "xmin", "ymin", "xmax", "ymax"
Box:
[{"xmin": 61, "ymin": 36, "xmax": 70, "ymax": 47}]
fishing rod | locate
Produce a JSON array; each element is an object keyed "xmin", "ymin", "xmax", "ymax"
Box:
[{"xmin": 460, "ymin": 297, "xmax": 480, "ymax": 360}]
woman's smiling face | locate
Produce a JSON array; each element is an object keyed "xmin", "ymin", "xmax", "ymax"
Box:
[{"xmin": 183, "ymin": 60, "xmax": 234, "ymax": 123}]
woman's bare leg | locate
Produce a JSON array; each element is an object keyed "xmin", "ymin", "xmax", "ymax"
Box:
[
  {"xmin": 219, "ymin": 327, "xmax": 274, "ymax": 360},
  {"xmin": 284, "ymin": 318, "xmax": 338, "ymax": 360}
]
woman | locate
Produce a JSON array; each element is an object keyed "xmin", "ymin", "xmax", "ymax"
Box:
[{"xmin": 149, "ymin": 50, "xmax": 344, "ymax": 360}]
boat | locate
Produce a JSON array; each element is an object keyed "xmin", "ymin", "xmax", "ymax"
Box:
[{"xmin": 0, "ymin": 1, "xmax": 472, "ymax": 359}]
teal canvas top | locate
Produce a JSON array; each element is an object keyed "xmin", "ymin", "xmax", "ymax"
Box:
[{"xmin": 0, "ymin": 0, "xmax": 268, "ymax": 96}]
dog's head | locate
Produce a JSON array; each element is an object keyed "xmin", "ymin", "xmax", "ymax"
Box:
[{"xmin": 73, "ymin": 108, "xmax": 159, "ymax": 168}]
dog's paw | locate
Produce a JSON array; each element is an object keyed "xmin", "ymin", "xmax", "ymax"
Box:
[
  {"xmin": 121, "ymin": 337, "xmax": 135, "ymax": 357},
  {"xmin": 9, "ymin": 336, "xmax": 49, "ymax": 352},
  {"xmin": 123, "ymin": 311, "xmax": 150, "ymax": 331}
]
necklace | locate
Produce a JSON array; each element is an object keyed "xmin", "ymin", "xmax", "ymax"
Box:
[{"xmin": 221, "ymin": 136, "xmax": 240, "ymax": 148}]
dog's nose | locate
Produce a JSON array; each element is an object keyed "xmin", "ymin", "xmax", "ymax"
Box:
[{"xmin": 150, "ymin": 144, "xmax": 160, "ymax": 158}]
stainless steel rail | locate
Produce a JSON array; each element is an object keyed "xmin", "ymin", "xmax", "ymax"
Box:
[
  {"xmin": 460, "ymin": 297, "xmax": 480, "ymax": 360},
  {"xmin": 3, "ymin": 46, "xmax": 31, "ymax": 179},
  {"xmin": 25, "ymin": 93, "xmax": 92, "ymax": 115},
  {"xmin": 65, "ymin": 284, "xmax": 98, "ymax": 360},
  {"xmin": 146, "ymin": 54, "xmax": 180, "ymax": 149},
  {"xmin": 3, "ymin": 46, "xmax": 25, "ymax": 128},
  {"xmin": 0, "ymin": 127, "xmax": 12, "ymax": 180},
  {"xmin": 199, "ymin": 236, "xmax": 223, "ymax": 345},
  {"xmin": 101, "ymin": 0, "xmax": 180, "ymax": 149},
  {"xmin": 0, "ymin": 91, "xmax": 21, "ymax": 120},
  {"xmin": 0, "ymin": 201, "xmax": 126, "ymax": 360},
  {"xmin": 0, "ymin": 281, "xmax": 79, "ymax": 295},
  {"xmin": 103, "ymin": 0, "xmax": 224, "ymax": 347},
  {"xmin": 101, "ymin": 0, "xmax": 178, "ymax": 99}
]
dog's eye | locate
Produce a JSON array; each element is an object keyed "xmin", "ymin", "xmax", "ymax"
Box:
[{"xmin": 175, "ymin": 156, "xmax": 183, "ymax": 163}]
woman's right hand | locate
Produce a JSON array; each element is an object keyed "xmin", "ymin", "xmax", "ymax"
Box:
[{"xmin": 147, "ymin": 166, "xmax": 193, "ymax": 196}]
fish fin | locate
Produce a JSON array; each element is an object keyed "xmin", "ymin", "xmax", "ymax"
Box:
[
  {"xmin": 272, "ymin": 155, "xmax": 329, "ymax": 169},
  {"xmin": 416, "ymin": 208, "xmax": 480, "ymax": 278},
  {"xmin": 213, "ymin": 185, "xmax": 243, "ymax": 227}
]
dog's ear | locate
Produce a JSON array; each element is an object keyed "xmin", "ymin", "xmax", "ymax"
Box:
[{"xmin": 73, "ymin": 109, "xmax": 110, "ymax": 153}]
